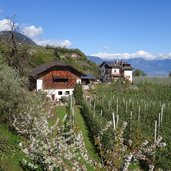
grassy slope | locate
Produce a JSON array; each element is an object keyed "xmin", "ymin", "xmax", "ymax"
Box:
[
  {"xmin": 0, "ymin": 105, "xmax": 100, "ymax": 171},
  {"xmin": 74, "ymin": 107, "xmax": 100, "ymax": 161},
  {"xmin": 0, "ymin": 42, "xmax": 100, "ymax": 76},
  {"xmin": 0, "ymin": 124, "xmax": 27, "ymax": 171},
  {"xmin": 29, "ymin": 46, "xmax": 100, "ymax": 77}
]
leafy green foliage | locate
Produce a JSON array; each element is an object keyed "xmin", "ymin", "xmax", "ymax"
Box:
[
  {"xmin": 30, "ymin": 46, "xmax": 99, "ymax": 76},
  {"xmin": 73, "ymin": 84, "xmax": 84, "ymax": 105},
  {"xmin": 1, "ymin": 31, "xmax": 32, "ymax": 75},
  {"xmin": 84, "ymin": 81, "xmax": 171, "ymax": 170},
  {"xmin": 0, "ymin": 57, "xmax": 30, "ymax": 123},
  {"xmin": 133, "ymin": 69, "xmax": 147, "ymax": 76},
  {"xmin": 0, "ymin": 37, "xmax": 99, "ymax": 77},
  {"xmin": 52, "ymin": 46, "xmax": 87, "ymax": 60},
  {"xmin": 0, "ymin": 124, "xmax": 27, "ymax": 171}
]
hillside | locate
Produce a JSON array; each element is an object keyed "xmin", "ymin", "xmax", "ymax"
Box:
[
  {"xmin": 0, "ymin": 31, "xmax": 99, "ymax": 76},
  {"xmin": 28, "ymin": 46, "xmax": 99, "ymax": 76}
]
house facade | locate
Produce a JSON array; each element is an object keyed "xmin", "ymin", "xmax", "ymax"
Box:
[
  {"xmin": 29, "ymin": 61, "xmax": 85, "ymax": 101},
  {"xmin": 100, "ymin": 60, "xmax": 133, "ymax": 82}
]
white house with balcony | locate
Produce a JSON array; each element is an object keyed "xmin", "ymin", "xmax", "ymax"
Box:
[{"xmin": 100, "ymin": 60, "xmax": 133, "ymax": 82}]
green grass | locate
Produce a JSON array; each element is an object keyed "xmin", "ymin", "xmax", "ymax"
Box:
[
  {"xmin": 134, "ymin": 76, "xmax": 171, "ymax": 85},
  {"xmin": 56, "ymin": 106, "xmax": 67, "ymax": 120},
  {"xmin": 128, "ymin": 163, "xmax": 140, "ymax": 171},
  {"xmin": 0, "ymin": 124, "xmax": 27, "ymax": 171},
  {"xmin": 74, "ymin": 107, "xmax": 100, "ymax": 162},
  {"xmin": 48, "ymin": 106, "xmax": 67, "ymax": 126},
  {"xmin": 74, "ymin": 106, "xmax": 105, "ymax": 171}
]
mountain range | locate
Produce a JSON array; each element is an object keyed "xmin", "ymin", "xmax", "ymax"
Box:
[{"xmin": 87, "ymin": 56, "xmax": 171, "ymax": 76}]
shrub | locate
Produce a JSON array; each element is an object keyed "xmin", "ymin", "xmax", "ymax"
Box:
[
  {"xmin": 0, "ymin": 56, "xmax": 31, "ymax": 125},
  {"xmin": 73, "ymin": 84, "xmax": 83, "ymax": 105}
]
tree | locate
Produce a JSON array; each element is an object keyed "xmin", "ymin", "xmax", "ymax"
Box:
[
  {"xmin": 73, "ymin": 84, "xmax": 83, "ymax": 105},
  {"xmin": 2, "ymin": 17, "xmax": 31, "ymax": 75},
  {"xmin": 133, "ymin": 69, "xmax": 147, "ymax": 76},
  {"xmin": 168, "ymin": 72, "xmax": 171, "ymax": 77},
  {"xmin": 12, "ymin": 94, "xmax": 98, "ymax": 170},
  {"xmin": 53, "ymin": 47, "xmax": 61, "ymax": 60},
  {"xmin": 0, "ymin": 56, "xmax": 29, "ymax": 125}
]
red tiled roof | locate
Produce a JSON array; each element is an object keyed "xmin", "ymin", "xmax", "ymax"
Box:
[{"xmin": 31, "ymin": 61, "xmax": 85, "ymax": 78}]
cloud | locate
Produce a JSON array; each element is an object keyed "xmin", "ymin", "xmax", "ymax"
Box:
[
  {"xmin": 34, "ymin": 39, "xmax": 71, "ymax": 48},
  {"xmin": 0, "ymin": 19, "xmax": 14, "ymax": 31},
  {"xmin": 91, "ymin": 50, "xmax": 171, "ymax": 60},
  {"xmin": 0, "ymin": 18, "xmax": 71, "ymax": 48},
  {"xmin": 0, "ymin": 19, "xmax": 43, "ymax": 39},
  {"xmin": 21, "ymin": 25, "xmax": 71, "ymax": 47},
  {"xmin": 22, "ymin": 25, "xmax": 43, "ymax": 38}
]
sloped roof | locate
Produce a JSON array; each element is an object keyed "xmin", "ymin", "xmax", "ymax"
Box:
[
  {"xmin": 81, "ymin": 74, "xmax": 96, "ymax": 80},
  {"xmin": 100, "ymin": 61, "xmax": 133, "ymax": 70},
  {"xmin": 107, "ymin": 62, "xmax": 122, "ymax": 68},
  {"xmin": 100, "ymin": 61, "xmax": 121, "ymax": 68},
  {"xmin": 31, "ymin": 61, "xmax": 85, "ymax": 78}
]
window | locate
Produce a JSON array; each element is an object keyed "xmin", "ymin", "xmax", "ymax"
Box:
[
  {"xmin": 58, "ymin": 91, "xmax": 63, "ymax": 95},
  {"xmin": 53, "ymin": 75, "xmax": 68, "ymax": 83},
  {"xmin": 65, "ymin": 91, "xmax": 70, "ymax": 95},
  {"xmin": 53, "ymin": 78, "xmax": 68, "ymax": 82}
]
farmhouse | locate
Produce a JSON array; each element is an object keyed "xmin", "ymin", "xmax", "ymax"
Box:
[
  {"xmin": 81, "ymin": 74, "xmax": 96, "ymax": 90},
  {"xmin": 100, "ymin": 60, "xmax": 133, "ymax": 82},
  {"xmin": 29, "ymin": 61, "xmax": 88, "ymax": 101}
]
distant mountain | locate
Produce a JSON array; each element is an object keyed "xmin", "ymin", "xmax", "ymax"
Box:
[
  {"xmin": 126, "ymin": 58, "xmax": 171, "ymax": 76},
  {"xmin": 87, "ymin": 56, "xmax": 103, "ymax": 64},
  {"xmin": 87, "ymin": 56, "xmax": 171, "ymax": 76},
  {"xmin": 0, "ymin": 31, "xmax": 36, "ymax": 45}
]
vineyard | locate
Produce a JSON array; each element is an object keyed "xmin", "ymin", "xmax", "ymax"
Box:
[
  {"xmin": 134, "ymin": 76, "xmax": 171, "ymax": 85},
  {"xmin": 76, "ymin": 80, "xmax": 171, "ymax": 170}
]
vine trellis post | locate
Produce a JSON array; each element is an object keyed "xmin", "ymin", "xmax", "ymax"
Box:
[
  {"xmin": 112, "ymin": 112, "xmax": 116, "ymax": 130},
  {"xmin": 154, "ymin": 120, "xmax": 157, "ymax": 142}
]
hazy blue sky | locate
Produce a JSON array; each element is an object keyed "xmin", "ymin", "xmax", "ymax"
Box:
[{"xmin": 1, "ymin": 0, "xmax": 171, "ymax": 59}]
